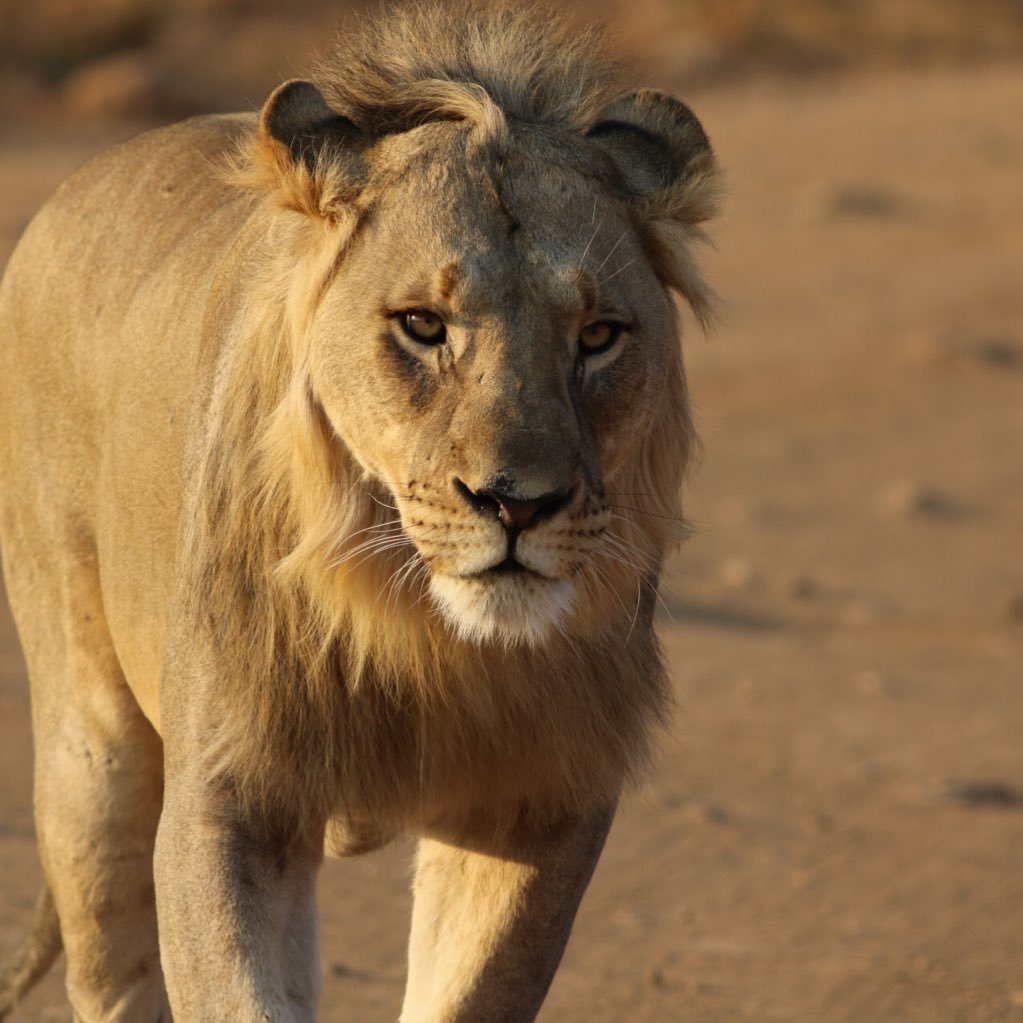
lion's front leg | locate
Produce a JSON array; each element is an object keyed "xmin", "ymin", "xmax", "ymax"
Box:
[
  {"xmin": 153, "ymin": 781, "xmax": 323, "ymax": 1023},
  {"xmin": 400, "ymin": 802, "xmax": 616, "ymax": 1023}
]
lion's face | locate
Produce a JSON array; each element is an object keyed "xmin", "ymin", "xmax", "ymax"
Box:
[{"xmin": 306, "ymin": 124, "xmax": 679, "ymax": 644}]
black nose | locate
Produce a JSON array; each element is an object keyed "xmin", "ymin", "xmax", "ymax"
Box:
[{"xmin": 454, "ymin": 479, "xmax": 572, "ymax": 532}]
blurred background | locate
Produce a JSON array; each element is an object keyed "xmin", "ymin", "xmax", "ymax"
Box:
[
  {"xmin": 1, "ymin": 2, "xmax": 1022, "ymax": 1021},
  {"xmin": 2, "ymin": 0, "xmax": 1023, "ymax": 122}
]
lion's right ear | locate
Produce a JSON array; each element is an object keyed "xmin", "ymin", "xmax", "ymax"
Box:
[{"xmin": 252, "ymin": 79, "xmax": 369, "ymax": 220}]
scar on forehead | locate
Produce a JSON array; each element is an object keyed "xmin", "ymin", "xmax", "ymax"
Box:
[{"xmin": 436, "ymin": 261, "xmax": 462, "ymax": 301}]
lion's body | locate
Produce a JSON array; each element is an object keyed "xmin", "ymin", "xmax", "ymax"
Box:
[
  {"xmin": 0, "ymin": 114, "xmax": 248, "ymax": 724},
  {"xmin": 0, "ymin": 5, "xmax": 718, "ymax": 1021}
]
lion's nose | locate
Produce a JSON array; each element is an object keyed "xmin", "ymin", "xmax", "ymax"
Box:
[{"xmin": 454, "ymin": 479, "xmax": 573, "ymax": 532}]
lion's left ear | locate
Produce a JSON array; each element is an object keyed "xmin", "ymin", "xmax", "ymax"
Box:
[
  {"xmin": 587, "ymin": 90, "xmax": 720, "ymax": 319},
  {"xmin": 252, "ymin": 79, "xmax": 371, "ymax": 220}
]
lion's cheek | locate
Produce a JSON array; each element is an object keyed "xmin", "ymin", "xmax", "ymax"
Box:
[
  {"xmin": 588, "ymin": 362, "xmax": 661, "ymax": 476},
  {"xmin": 593, "ymin": 405, "xmax": 651, "ymax": 480},
  {"xmin": 515, "ymin": 535, "xmax": 589, "ymax": 580},
  {"xmin": 321, "ymin": 396, "xmax": 415, "ymax": 484}
]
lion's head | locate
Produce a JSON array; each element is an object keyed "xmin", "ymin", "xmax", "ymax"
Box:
[{"xmin": 224, "ymin": 4, "xmax": 719, "ymax": 658}]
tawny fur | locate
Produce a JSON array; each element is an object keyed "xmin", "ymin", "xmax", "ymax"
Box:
[
  {"xmin": 204, "ymin": 3, "xmax": 718, "ymax": 838},
  {"xmin": 0, "ymin": 3, "xmax": 719, "ymax": 1019}
]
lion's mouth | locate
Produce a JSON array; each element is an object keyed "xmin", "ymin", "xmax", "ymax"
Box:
[
  {"xmin": 484, "ymin": 557, "xmax": 530, "ymax": 576},
  {"xmin": 470, "ymin": 556, "xmax": 562, "ymax": 582}
]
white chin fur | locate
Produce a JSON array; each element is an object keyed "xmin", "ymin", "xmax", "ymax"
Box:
[{"xmin": 429, "ymin": 573, "xmax": 576, "ymax": 646}]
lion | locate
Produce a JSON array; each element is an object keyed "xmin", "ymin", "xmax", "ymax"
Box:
[{"xmin": 0, "ymin": 3, "xmax": 719, "ymax": 1020}]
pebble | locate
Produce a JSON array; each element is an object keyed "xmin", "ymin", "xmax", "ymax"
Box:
[
  {"xmin": 897, "ymin": 330, "xmax": 1022, "ymax": 370},
  {"xmin": 719, "ymin": 557, "xmax": 757, "ymax": 589},
  {"xmin": 969, "ymin": 336, "xmax": 1022, "ymax": 368},
  {"xmin": 944, "ymin": 780, "xmax": 1023, "ymax": 809},
  {"xmin": 839, "ymin": 599, "xmax": 882, "ymax": 628},
  {"xmin": 682, "ymin": 801, "xmax": 730, "ymax": 826},
  {"xmin": 854, "ymin": 670, "xmax": 885, "ymax": 696},
  {"xmin": 646, "ymin": 967, "xmax": 667, "ymax": 990},
  {"xmin": 827, "ymin": 185, "xmax": 909, "ymax": 219},
  {"xmin": 878, "ymin": 480, "xmax": 952, "ymax": 518},
  {"xmin": 785, "ymin": 574, "xmax": 819, "ymax": 600}
]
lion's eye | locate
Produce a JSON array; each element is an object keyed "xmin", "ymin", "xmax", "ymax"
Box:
[
  {"xmin": 399, "ymin": 310, "xmax": 447, "ymax": 345},
  {"xmin": 578, "ymin": 321, "xmax": 623, "ymax": 356}
]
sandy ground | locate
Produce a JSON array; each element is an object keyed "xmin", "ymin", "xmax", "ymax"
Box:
[{"xmin": 1, "ymin": 60, "xmax": 1022, "ymax": 1023}]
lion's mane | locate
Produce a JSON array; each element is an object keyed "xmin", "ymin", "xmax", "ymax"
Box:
[{"xmin": 194, "ymin": 2, "xmax": 717, "ymax": 839}]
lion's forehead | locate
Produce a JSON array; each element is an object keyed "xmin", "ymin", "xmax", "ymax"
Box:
[
  {"xmin": 440, "ymin": 251, "xmax": 584, "ymax": 322},
  {"xmin": 372, "ymin": 201, "xmax": 644, "ymax": 334},
  {"xmin": 374, "ymin": 133, "xmax": 640, "ymax": 292}
]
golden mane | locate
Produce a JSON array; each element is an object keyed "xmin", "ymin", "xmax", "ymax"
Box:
[
  {"xmin": 188, "ymin": 221, "xmax": 676, "ymax": 836},
  {"xmin": 314, "ymin": 1, "xmax": 617, "ymax": 135},
  {"xmin": 195, "ymin": 2, "xmax": 714, "ymax": 838}
]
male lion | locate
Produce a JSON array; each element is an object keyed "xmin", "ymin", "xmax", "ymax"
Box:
[{"xmin": 0, "ymin": 3, "xmax": 719, "ymax": 1020}]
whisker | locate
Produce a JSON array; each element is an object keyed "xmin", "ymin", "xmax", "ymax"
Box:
[
  {"xmin": 382, "ymin": 551, "xmax": 425, "ymax": 616},
  {"xmin": 369, "ymin": 493, "xmax": 400, "ymax": 513},
  {"xmin": 577, "ymin": 213, "xmax": 604, "ymax": 271},
  {"xmin": 331, "ymin": 518, "xmax": 460, "ymax": 571},
  {"xmin": 332, "ymin": 536, "xmax": 416, "ymax": 574},
  {"xmin": 600, "ymin": 545, "xmax": 671, "ymax": 622},
  {"xmin": 594, "ymin": 230, "xmax": 627, "ymax": 274},
  {"xmin": 625, "ymin": 579, "xmax": 643, "ymax": 644},
  {"xmin": 340, "ymin": 521, "xmax": 404, "ymax": 546},
  {"xmin": 601, "ymin": 529, "xmax": 655, "ymax": 569},
  {"xmin": 595, "ymin": 530, "xmax": 672, "ymax": 617},
  {"xmin": 600, "ymin": 257, "xmax": 636, "ymax": 286},
  {"xmin": 331, "ymin": 532, "xmax": 408, "ymax": 567},
  {"xmin": 581, "ymin": 559, "xmax": 630, "ymax": 621},
  {"xmin": 608, "ymin": 505, "xmax": 688, "ymax": 525},
  {"xmin": 595, "ymin": 545, "xmax": 645, "ymax": 581}
]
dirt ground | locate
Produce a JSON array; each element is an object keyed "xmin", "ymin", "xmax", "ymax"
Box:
[{"xmin": 1, "ymin": 8, "xmax": 1022, "ymax": 1022}]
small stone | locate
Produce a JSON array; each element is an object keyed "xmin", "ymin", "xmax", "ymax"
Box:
[
  {"xmin": 878, "ymin": 480, "xmax": 952, "ymax": 518},
  {"xmin": 682, "ymin": 801, "xmax": 730, "ymax": 826},
  {"xmin": 785, "ymin": 574, "xmax": 818, "ymax": 600},
  {"xmin": 719, "ymin": 557, "xmax": 756, "ymax": 589},
  {"xmin": 944, "ymin": 781, "xmax": 1023, "ymax": 809},
  {"xmin": 788, "ymin": 869, "xmax": 810, "ymax": 889},
  {"xmin": 1007, "ymin": 594, "xmax": 1023, "ymax": 623},
  {"xmin": 828, "ymin": 186, "xmax": 907, "ymax": 219},
  {"xmin": 813, "ymin": 811, "xmax": 835, "ymax": 834},
  {"xmin": 646, "ymin": 968, "xmax": 667, "ymax": 990},
  {"xmin": 839, "ymin": 600, "xmax": 881, "ymax": 628},
  {"xmin": 970, "ymin": 336, "xmax": 1022, "ymax": 368},
  {"xmin": 854, "ymin": 670, "xmax": 885, "ymax": 696}
]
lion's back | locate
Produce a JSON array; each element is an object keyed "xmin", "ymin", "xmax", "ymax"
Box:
[
  {"xmin": 0, "ymin": 112, "xmax": 255, "ymax": 477},
  {"xmin": 0, "ymin": 112, "xmax": 258, "ymax": 717}
]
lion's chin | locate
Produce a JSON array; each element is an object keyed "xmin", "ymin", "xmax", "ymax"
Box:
[{"xmin": 429, "ymin": 572, "xmax": 576, "ymax": 647}]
